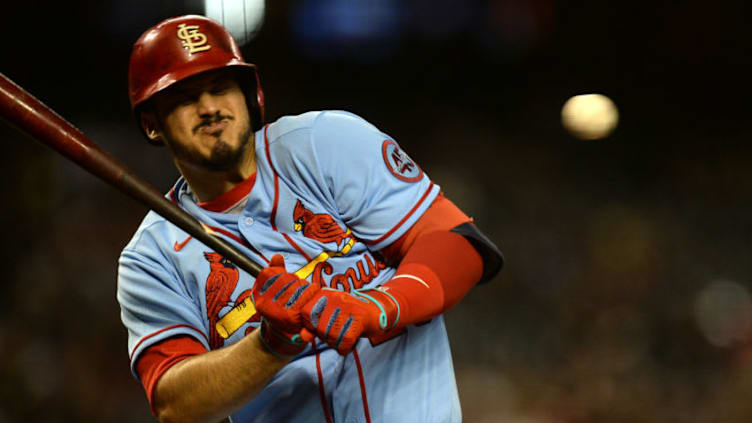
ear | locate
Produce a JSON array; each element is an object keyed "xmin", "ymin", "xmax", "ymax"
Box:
[{"xmin": 139, "ymin": 111, "xmax": 162, "ymax": 142}]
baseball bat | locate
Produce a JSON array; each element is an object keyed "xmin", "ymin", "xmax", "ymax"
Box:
[{"xmin": 0, "ymin": 72, "xmax": 263, "ymax": 277}]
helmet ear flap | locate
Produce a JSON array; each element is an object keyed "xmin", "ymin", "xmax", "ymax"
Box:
[
  {"xmin": 253, "ymin": 69, "xmax": 265, "ymax": 129},
  {"xmin": 235, "ymin": 67, "xmax": 265, "ymax": 133}
]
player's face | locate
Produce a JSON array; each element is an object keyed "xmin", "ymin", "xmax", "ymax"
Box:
[{"xmin": 148, "ymin": 69, "xmax": 253, "ymax": 172}]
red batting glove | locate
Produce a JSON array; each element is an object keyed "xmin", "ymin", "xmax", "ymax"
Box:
[
  {"xmin": 253, "ymin": 254, "xmax": 320, "ymax": 356},
  {"xmin": 300, "ymin": 288, "xmax": 400, "ymax": 355}
]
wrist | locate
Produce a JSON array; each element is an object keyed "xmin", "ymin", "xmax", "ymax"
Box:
[
  {"xmin": 376, "ymin": 262, "xmax": 444, "ymax": 326},
  {"xmin": 258, "ymin": 319, "xmax": 307, "ymax": 358},
  {"xmin": 353, "ymin": 288, "xmax": 401, "ymax": 333}
]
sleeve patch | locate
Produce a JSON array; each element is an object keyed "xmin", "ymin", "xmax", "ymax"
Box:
[{"xmin": 382, "ymin": 139, "xmax": 423, "ymax": 183}]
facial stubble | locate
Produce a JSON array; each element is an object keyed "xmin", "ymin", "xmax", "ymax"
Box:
[{"xmin": 169, "ymin": 119, "xmax": 253, "ymax": 172}]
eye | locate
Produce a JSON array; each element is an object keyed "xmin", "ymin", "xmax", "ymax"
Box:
[
  {"xmin": 210, "ymin": 82, "xmax": 233, "ymax": 94},
  {"xmin": 167, "ymin": 93, "xmax": 195, "ymax": 108}
]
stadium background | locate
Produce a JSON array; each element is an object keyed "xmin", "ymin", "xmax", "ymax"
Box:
[{"xmin": 1, "ymin": 1, "xmax": 751, "ymax": 421}]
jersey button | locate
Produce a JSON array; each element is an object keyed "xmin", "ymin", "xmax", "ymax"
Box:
[{"xmin": 244, "ymin": 217, "xmax": 254, "ymax": 226}]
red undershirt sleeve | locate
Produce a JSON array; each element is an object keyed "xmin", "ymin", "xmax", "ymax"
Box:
[
  {"xmin": 135, "ymin": 335, "xmax": 208, "ymax": 416},
  {"xmin": 375, "ymin": 194, "xmax": 484, "ymax": 326}
]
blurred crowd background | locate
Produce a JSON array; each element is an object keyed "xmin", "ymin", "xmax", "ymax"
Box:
[{"xmin": 2, "ymin": 1, "xmax": 752, "ymax": 422}]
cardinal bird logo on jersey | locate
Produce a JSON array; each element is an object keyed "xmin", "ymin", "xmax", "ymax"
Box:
[
  {"xmin": 290, "ymin": 200, "xmax": 387, "ymax": 292},
  {"xmin": 293, "ymin": 199, "xmax": 353, "ymax": 254},
  {"xmin": 203, "ymin": 252, "xmax": 255, "ymax": 348}
]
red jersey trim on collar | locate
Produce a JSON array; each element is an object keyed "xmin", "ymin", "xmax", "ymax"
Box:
[{"xmin": 197, "ymin": 173, "xmax": 257, "ymax": 213}]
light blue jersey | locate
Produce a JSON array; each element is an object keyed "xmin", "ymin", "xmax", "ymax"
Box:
[{"xmin": 117, "ymin": 111, "xmax": 460, "ymax": 422}]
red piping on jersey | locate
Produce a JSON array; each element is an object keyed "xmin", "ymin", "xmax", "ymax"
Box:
[
  {"xmin": 207, "ymin": 225, "xmax": 270, "ymax": 264},
  {"xmin": 263, "ymin": 124, "xmax": 313, "ymax": 262},
  {"xmin": 282, "ymin": 233, "xmax": 310, "ymax": 260},
  {"xmin": 169, "ymin": 187, "xmax": 178, "ymax": 204},
  {"xmin": 365, "ymin": 182, "xmax": 435, "ymax": 246},
  {"xmin": 352, "ymin": 349, "xmax": 372, "ymax": 423},
  {"xmin": 197, "ymin": 173, "xmax": 257, "ymax": 212},
  {"xmin": 264, "ymin": 125, "xmax": 280, "ymax": 231},
  {"xmin": 313, "ymin": 339, "xmax": 334, "ymax": 423},
  {"xmin": 129, "ymin": 324, "xmax": 208, "ymax": 361}
]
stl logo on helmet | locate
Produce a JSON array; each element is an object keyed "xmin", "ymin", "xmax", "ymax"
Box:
[{"xmin": 176, "ymin": 23, "xmax": 211, "ymax": 54}]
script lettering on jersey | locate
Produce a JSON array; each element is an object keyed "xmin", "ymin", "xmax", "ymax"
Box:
[
  {"xmin": 311, "ymin": 252, "xmax": 387, "ymax": 292},
  {"xmin": 177, "ymin": 23, "xmax": 211, "ymax": 54}
]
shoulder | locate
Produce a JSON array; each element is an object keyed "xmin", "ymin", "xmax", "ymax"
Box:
[
  {"xmin": 266, "ymin": 110, "xmax": 377, "ymax": 133},
  {"xmin": 259, "ymin": 110, "xmax": 384, "ymax": 177},
  {"xmin": 264, "ymin": 110, "xmax": 322, "ymax": 142},
  {"xmin": 121, "ymin": 211, "xmax": 171, "ymax": 256},
  {"xmin": 310, "ymin": 110, "xmax": 383, "ymax": 144},
  {"xmin": 120, "ymin": 185, "xmax": 188, "ymax": 259},
  {"xmin": 264, "ymin": 110, "xmax": 382, "ymax": 149},
  {"xmin": 117, "ymin": 207, "xmax": 189, "ymax": 298}
]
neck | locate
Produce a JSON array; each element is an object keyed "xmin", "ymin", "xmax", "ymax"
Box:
[{"xmin": 176, "ymin": 140, "xmax": 257, "ymax": 203}]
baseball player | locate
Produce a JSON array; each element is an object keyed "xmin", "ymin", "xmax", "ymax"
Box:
[{"xmin": 117, "ymin": 15, "xmax": 503, "ymax": 423}]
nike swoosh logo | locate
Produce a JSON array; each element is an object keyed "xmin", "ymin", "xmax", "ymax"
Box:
[{"xmin": 173, "ymin": 236, "xmax": 193, "ymax": 251}]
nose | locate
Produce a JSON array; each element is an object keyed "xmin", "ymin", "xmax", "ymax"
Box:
[{"xmin": 196, "ymin": 91, "xmax": 220, "ymax": 117}]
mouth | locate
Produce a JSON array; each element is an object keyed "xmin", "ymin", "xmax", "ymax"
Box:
[
  {"xmin": 194, "ymin": 115, "xmax": 234, "ymax": 136},
  {"xmin": 199, "ymin": 119, "xmax": 229, "ymax": 136}
]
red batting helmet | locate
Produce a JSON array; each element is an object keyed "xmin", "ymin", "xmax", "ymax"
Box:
[{"xmin": 128, "ymin": 15, "xmax": 265, "ymax": 141}]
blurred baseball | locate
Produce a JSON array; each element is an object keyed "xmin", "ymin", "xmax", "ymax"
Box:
[
  {"xmin": 561, "ymin": 93, "xmax": 619, "ymax": 140},
  {"xmin": 205, "ymin": 0, "xmax": 265, "ymax": 46}
]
